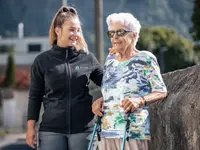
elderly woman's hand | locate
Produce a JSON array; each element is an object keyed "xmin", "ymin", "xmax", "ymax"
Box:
[
  {"xmin": 121, "ymin": 97, "xmax": 145, "ymax": 113},
  {"xmin": 92, "ymin": 97, "xmax": 104, "ymax": 116}
]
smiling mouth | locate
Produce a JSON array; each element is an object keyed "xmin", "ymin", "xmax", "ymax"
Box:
[
  {"xmin": 114, "ymin": 42, "xmax": 121, "ymax": 44},
  {"xmin": 70, "ymin": 38, "xmax": 77, "ymax": 42}
]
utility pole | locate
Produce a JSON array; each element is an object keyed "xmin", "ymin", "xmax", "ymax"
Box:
[
  {"xmin": 95, "ymin": 0, "xmax": 104, "ymax": 64},
  {"xmin": 159, "ymin": 46, "xmax": 167, "ymax": 73},
  {"xmin": 62, "ymin": 0, "xmax": 67, "ymax": 6}
]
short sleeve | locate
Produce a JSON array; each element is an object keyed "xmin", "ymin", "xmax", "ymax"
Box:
[{"xmin": 146, "ymin": 54, "xmax": 167, "ymax": 93}]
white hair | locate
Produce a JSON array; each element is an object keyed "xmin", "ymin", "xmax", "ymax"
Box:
[{"xmin": 106, "ymin": 13, "xmax": 141, "ymax": 34}]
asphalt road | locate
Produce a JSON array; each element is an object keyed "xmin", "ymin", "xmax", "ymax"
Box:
[
  {"xmin": 0, "ymin": 138, "xmax": 35, "ymax": 150},
  {"xmin": 1, "ymin": 144, "xmax": 35, "ymax": 150}
]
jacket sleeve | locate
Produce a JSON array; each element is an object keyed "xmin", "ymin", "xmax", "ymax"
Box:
[
  {"xmin": 89, "ymin": 52, "xmax": 103, "ymax": 101},
  {"xmin": 89, "ymin": 53, "xmax": 103, "ymax": 86},
  {"xmin": 27, "ymin": 57, "xmax": 44, "ymax": 122}
]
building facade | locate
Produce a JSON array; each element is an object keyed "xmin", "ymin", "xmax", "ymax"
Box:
[{"xmin": 0, "ymin": 36, "xmax": 50, "ymax": 74}]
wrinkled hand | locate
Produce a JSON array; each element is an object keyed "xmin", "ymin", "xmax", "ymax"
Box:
[
  {"xmin": 120, "ymin": 97, "xmax": 145, "ymax": 113},
  {"xmin": 92, "ymin": 97, "xmax": 104, "ymax": 116},
  {"xmin": 26, "ymin": 127, "xmax": 37, "ymax": 149}
]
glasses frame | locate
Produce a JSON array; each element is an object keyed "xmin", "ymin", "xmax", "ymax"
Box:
[{"xmin": 107, "ymin": 29, "xmax": 132, "ymax": 38}]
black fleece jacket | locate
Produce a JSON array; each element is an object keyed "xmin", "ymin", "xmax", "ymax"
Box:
[{"xmin": 27, "ymin": 44, "xmax": 103, "ymax": 134}]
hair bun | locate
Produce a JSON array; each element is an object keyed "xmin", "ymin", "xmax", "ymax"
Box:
[{"xmin": 62, "ymin": 7, "xmax": 69, "ymax": 12}]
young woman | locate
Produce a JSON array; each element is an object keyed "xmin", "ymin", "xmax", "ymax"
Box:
[{"xmin": 26, "ymin": 6, "xmax": 103, "ymax": 150}]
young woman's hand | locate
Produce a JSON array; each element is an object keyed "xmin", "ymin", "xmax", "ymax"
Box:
[
  {"xmin": 26, "ymin": 120, "xmax": 37, "ymax": 149},
  {"xmin": 26, "ymin": 127, "xmax": 37, "ymax": 148},
  {"xmin": 92, "ymin": 97, "xmax": 104, "ymax": 116},
  {"xmin": 108, "ymin": 47, "xmax": 116, "ymax": 55}
]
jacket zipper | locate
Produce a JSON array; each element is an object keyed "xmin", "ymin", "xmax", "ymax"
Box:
[{"xmin": 66, "ymin": 50, "xmax": 71, "ymax": 134}]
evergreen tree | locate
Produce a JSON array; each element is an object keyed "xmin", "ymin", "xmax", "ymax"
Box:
[
  {"xmin": 137, "ymin": 26, "xmax": 196, "ymax": 73},
  {"xmin": 191, "ymin": 0, "xmax": 200, "ymax": 40},
  {"xmin": 3, "ymin": 52, "xmax": 15, "ymax": 88}
]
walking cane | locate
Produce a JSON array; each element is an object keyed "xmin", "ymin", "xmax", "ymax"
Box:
[
  {"xmin": 87, "ymin": 116, "xmax": 102, "ymax": 150},
  {"xmin": 121, "ymin": 113, "xmax": 131, "ymax": 150}
]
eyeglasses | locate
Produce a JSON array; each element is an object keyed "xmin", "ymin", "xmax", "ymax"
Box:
[{"xmin": 107, "ymin": 29, "xmax": 132, "ymax": 38}]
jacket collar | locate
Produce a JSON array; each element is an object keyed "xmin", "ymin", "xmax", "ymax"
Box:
[{"xmin": 52, "ymin": 44, "xmax": 79, "ymax": 59}]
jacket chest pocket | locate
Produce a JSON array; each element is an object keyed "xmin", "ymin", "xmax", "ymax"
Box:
[{"xmin": 44, "ymin": 66, "xmax": 66, "ymax": 88}]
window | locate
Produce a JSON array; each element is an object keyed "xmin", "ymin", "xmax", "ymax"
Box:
[
  {"xmin": 28, "ymin": 44, "xmax": 41, "ymax": 52},
  {"xmin": 0, "ymin": 45, "xmax": 14, "ymax": 53}
]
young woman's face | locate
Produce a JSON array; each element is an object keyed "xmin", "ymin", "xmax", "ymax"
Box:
[{"xmin": 55, "ymin": 18, "xmax": 81, "ymax": 47}]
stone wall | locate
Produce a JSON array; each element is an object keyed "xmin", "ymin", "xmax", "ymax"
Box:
[{"xmin": 149, "ymin": 65, "xmax": 200, "ymax": 150}]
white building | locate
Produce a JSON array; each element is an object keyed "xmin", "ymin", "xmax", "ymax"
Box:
[
  {"xmin": 0, "ymin": 24, "xmax": 50, "ymax": 129},
  {"xmin": 0, "ymin": 23, "xmax": 50, "ymax": 74},
  {"xmin": 0, "ymin": 36, "xmax": 50, "ymax": 65},
  {"xmin": 0, "ymin": 36, "xmax": 50, "ymax": 74}
]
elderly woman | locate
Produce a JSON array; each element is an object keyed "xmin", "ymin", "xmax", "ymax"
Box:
[{"xmin": 92, "ymin": 13, "xmax": 167, "ymax": 150}]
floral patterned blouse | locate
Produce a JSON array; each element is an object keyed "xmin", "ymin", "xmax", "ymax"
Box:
[{"xmin": 101, "ymin": 51, "xmax": 167, "ymax": 140}]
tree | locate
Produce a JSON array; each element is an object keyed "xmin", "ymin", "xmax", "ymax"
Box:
[
  {"xmin": 137, "ymin": 26, "xmax": 196, "ymax": 73},
  {"xmin": 191, "ymin": 0, "xmax": 200, "ymax": 40},
  {"xmin": 3, "ymin": 52, "xmax": 16, "ymax": 88}
]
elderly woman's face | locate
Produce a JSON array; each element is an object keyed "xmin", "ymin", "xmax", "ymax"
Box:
[{"xmin": 108, "ymin": 22, "xmax": 133, "ymax": 51}]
